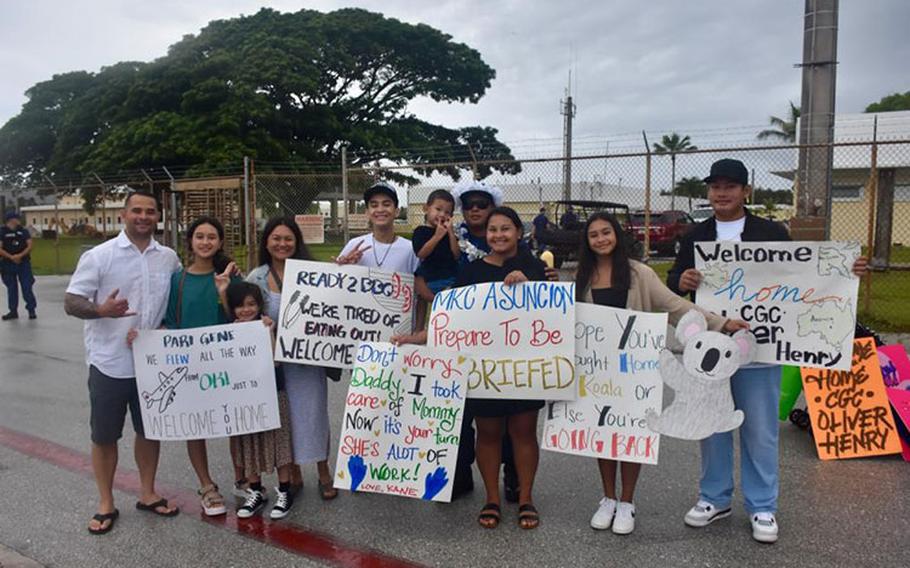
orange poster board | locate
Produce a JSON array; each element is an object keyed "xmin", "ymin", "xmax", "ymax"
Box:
[{"xmin": 801, "ymin": 338, "xmax": 903, "ymax": 460}]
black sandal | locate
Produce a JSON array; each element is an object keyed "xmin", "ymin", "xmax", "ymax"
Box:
[
  {"xmin": 88, "ymin": 509, "xmax": 119, "ymax": 535},
  {"xmin": 136, "ymin": 498, "xmax": 180, "ymax": 517},
  {"xmin": 478, "ymin": 503, "xmax": 501, "ymax": 529},
  {"xmin": 518, "ymin": 504, "xmax": 540, "ymax": 530}
]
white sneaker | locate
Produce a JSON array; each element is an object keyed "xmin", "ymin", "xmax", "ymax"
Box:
[
  {"xmin": 684, "ymin": 500, "xmax": 732, "ymax": 527},
  {"xmin": 237, "ymin": 488, "xmax": 267, "ymax": 519},
  {"xmin": 751, "ymin": 512, "xmax": 779, "ymax": 543},
  {"xmin": 269, "ymin": 487, "xmax": 294, "ymax": 520},
  {"xmin": 612, "ymin": 502, "xmax": 635, "ymax": 535},
  {"xmin": 590, "ymin": 497, "xmax": 617, "ymax": 530}
]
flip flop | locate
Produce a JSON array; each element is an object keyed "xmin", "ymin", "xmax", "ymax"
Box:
[
  {"xmin": 88, "ymin": 509, "xmax": 119, "ymax": 535},
  {"xmin": 518, "ymin": 504, "xmax": 540, "ymax": 530},
  {"xmin": 478, "ymin": 503, "xmax": 501, "ymax": 529},
  {"xmin": 318, "ymin": 480, "xmax": 339, "ymax": 501},
  {"xmin": 136, "ymin": 498, "xmax": 180, "ymax": 517}
]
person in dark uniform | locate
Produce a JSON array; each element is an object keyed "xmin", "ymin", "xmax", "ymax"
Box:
[{"xmin": 0, "ymin": 211, "xmax": 37, "ymax": 320}]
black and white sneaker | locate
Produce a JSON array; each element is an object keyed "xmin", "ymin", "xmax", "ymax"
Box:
[
  {"xmin": 684, "ymin": 500, "xmax": 732, "ymax": 527},
  {"xmin": 237, "ymin": 488, "xmax": 267, "ymax": 519},
  {"xmin": 269, "ymin": 488, "xmax": 293, "ymax": 520}
]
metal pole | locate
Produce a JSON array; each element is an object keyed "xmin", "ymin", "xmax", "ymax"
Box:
[
  {"xmin": 863, "ymin": 117, "xmax": 878, "ymax": 313},
  {"xmin": 43, "ymin": 175, "xmax": 61, "ymax": 273},
  {"xmin": 342, "ymin": 146, "xmax": 350, "ymax": 244},
  {"xmin": 162, "ymin": 166, "xmax": 178, "ymax": 248},
  {"xmin": 91, "ymin": 172, "xmax": 107, "ymax": 238},
  {"xmin": 642, "ymin": 131, "xmax": 652, "ymax": 263},
  {"xmin": 243, "ymin": 156, "xmax": 252, "ymax": 270}
]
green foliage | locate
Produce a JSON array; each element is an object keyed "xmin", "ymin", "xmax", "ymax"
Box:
[
  {"xmin": 652, "ymin": 133, "xmax": 697, "ymax": 155},
  {"xmin": 751, "ymin": 187, "xmax": 793, "ymax": 205},
  {"xmin": 865, "ymin": 91, "xmax": 910, "ymax": 113},
  {"xmin": 757, "ymin": 101, "xmax": 800, "ymax": 142},
  {"xmin": 674, "ymin": 176, "xmax": 706, "ymax": 199},
  {"xmin": 0, "ymin": 8, "xmax": 518, "ymax": 197}
]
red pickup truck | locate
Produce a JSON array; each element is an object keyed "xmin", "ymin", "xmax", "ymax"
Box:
[{"xmin": 627, "ymin": 210, "xmax": 696, "ymax": 256}]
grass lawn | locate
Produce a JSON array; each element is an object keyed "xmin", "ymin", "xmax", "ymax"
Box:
[{"xmin": 29, "ymin": 236, "xmax": 104, "ymax": 275}]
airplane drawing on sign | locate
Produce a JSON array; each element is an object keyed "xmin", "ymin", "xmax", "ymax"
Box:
[{"xmin": 141, "ymin": 367, "xmax": 188, "ymax": 413}]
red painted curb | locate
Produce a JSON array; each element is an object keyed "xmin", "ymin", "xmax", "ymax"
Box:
[{"xmin": 0, "ymin": 425, "xmax": 424, "ymax": 568}]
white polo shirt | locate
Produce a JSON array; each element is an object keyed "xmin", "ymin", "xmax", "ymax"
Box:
[{"xmin": 66, "ymin": 231, "xmax": 180, "ymax": 378}]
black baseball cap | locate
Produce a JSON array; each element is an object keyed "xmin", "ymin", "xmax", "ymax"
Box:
[
  {"xmin": 703, "ymin": 158, "xmax": 749, "ymax": 186},
  {"xmin": 363, "ymin": 182, "xmax": 399, "ymax": 207}
]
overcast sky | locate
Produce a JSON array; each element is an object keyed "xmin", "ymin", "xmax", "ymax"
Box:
[{"xmin": 1, "ymin": 0, "xmax": 908, "ymax": 154}]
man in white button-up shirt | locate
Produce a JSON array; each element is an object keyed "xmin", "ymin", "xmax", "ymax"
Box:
[{"xmin": 65, "ymin": 191, "xmax": 181, "ymax": 534}]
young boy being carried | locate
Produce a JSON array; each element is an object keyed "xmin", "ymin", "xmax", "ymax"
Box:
[{"xmin": 412, "ymin": 190, "xmax": 459, "ymax": 324}]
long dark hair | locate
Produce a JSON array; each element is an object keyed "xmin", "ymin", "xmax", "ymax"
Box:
[
  {"xmin": 186, "ymin": 216, "xmax": 232, "ymax": 273},
  {"xmin": 575, "ymin": 211, "xmax": 632, "ymax": 300},
  {"xmin": 258, "ymin": 216, "xmax": 313, "ymax": 267},
  {"xmin": 226, "ymin": 281, "xmax": 264, "ymax": 318}
]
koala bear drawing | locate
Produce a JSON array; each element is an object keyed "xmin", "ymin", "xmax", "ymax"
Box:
[{"xmin": 645, "ymin": 310, "xmax": 756, "ymax": 440}]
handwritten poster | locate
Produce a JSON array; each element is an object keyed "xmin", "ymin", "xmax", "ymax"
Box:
[
  {"xmin": 275, "ymin": 260, "xmax": 414, "ymax": 369},
  {"xmin": 132, "ymin": 322, "xmax": 280, "ymax": 441},
  {"xmin": 542, "ymin": 305, "xmax": 666, "ymax": 464},
  {"xmin": 877, "ymin": 344, "xmax": 910, "ymax": 390},
  {"xmin": 886, "ymin": 388, "xmax": 910, "ymax": 462},
  {"xmin": 801, "ymin": 338, "xmax": 902, "ymax": 460},
  {"xmin": 429, "ymin": 281, "xmax": 577, "ymax": 400},
  {"xmin": 333, "ymin": 342, "xmax": 468, "ymax": 502},
  {"xmin": 696, "ymin": 241, "xmax": 859, "ymax": 370}
]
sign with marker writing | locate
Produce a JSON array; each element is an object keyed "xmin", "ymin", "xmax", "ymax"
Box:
[
  {"xmin": 542, "ymin": 305, "xmax": 666, "ymax": 464},
  {"xmin": 429, "ymin": 281, "xmax": 577, "ymax": 400},
  {"xmin": 275, "ymin": 260, "xmax": 414, "ymax": 369},
  {"xmin": 333, "ymin": 342, "xmax": 468, "ymax": 502},
  {"xmin": 132, "ymin": 321, "xmax": 280, "ymax": 441},
  {"xmin": 877, "ymin": 344, "xmax": 910, "ymax": 390},
  {"xmin": 695, "ymin": 241, "xmax": 859, "ymax": 370},
  {"xmin": 801, "ymin": 338, "xmax": 902, "ymax": 460}
]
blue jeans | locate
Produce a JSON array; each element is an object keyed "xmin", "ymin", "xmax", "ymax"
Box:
[
  {"xmin": 1, "ymin": 259, "xmax": 37, "ymax": 314},
  {"xmin": 698, "ymin": 365, "xmax": 781, "ymax": 514}
]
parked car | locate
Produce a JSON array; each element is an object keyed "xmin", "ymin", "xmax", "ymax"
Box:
[
  {"xmin": 627, "ymin": 210, "xmax": 696, "ymax": 256},
  {"xmin": 535, "ymin": 200, "xmax": 642, "ymax": 268}
]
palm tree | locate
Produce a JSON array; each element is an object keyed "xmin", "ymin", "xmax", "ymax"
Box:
[
  {"xmin": 757, "ymin": 101, "xmax": 800, "ymax": 142},
  {"xmin": 674, "ymin": 176, "xmax": 707, "ymax": 210},
  {"xmin": 653, "ymin": 133, "xmax": 697, "ymax": 209}
]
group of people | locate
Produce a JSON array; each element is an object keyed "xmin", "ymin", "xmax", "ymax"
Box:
[{"xmin": 62, "ymin": 157, "xmax": 866, "ymax": 543}]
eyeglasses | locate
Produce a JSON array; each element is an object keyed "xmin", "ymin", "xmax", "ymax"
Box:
[{"xmin": 463, "ymin": 199, "xmax": 492, "ymax": 211}]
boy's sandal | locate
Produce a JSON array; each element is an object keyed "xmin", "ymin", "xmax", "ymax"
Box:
[
  {"xmin": 88, "ymin": 509, "xmax": 119, "ymax": 535},
  {"xmin": 518, "ymin": 504, "xmax": 540, "ymax": 530},
  {"xmin": 318, "ymin": 479, "xmax": 339, "ymax": 500},
  {"xmin": 478, "ymin": 503, "xmax": 501, "ymax": 529},
  {"xmin": 198, "ymin": 484, "xmax": 227, "ymax": 516},
  {"xmin": 136, "ymin": 498, "xmax": 179, "ymax": 517}
]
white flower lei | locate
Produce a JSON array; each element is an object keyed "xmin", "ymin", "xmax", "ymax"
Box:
[{"xmin": 457, "ymin": 223, "xmax": 488, "ymax": 262}]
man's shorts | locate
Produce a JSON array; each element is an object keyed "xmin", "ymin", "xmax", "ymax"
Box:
[{"xmin": 87, "ymin": 365, "xmax": 145, "ymax": 444}]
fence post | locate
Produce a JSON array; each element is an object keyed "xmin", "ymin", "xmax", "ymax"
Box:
[
  {"xmin": 42, "ymin": 175, "xmax": 61, "ymax": 274},
  {"xmin": 162, "ymin": 166, "xmax": 178, "ymax": 248},
  {"xmin": 642, "ymin": 131, "xmax": 652, "ymax": 263},
  {"xmin": 863, "ymin": 119, "xmax": 878, "ymax": 313},
  {"xmin": 243, "ymin": 156, "xmax": 253, "ymax": 270},
  {"xmin": 91, "ymin": 172, "xmax": 107, "ymax": 238},
  {"xmin": 342, "ymin": 145, "xmax": 350, "ymax": 244}
]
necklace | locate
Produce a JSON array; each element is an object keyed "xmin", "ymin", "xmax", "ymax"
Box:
[{"xmin": 372, "ymin": 236, "xmax": 395, "ymax": 267}]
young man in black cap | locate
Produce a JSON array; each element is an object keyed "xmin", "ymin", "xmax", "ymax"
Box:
[
  {"xmin": 0, "ymin": 211, "xmax": 37, "ymax": 320},
  {"xmin": 336, "ymin": 181, "xmax": 419, "ymax": 274},
  {"xmin": 667, "ymin": 158, "xmax": 867, "ymax": 544}
]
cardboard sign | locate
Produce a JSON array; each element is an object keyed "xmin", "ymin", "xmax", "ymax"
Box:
[
  {"xmin": 886, "ymin": 387, "xmax": 910, "ymax": 463},
  {"xmin": 132, "ymin": 321, "xmax": 280, "ymax": 441},
  {"xmin": 877, "ymin": 344, "xmax": 910, "ymax": 390},
  {"xmin": 294, "ymin": 214, "xmax": 325, "ymax": 245},
  {"xmin": 429, "ymin": 281, "xmax": 577, "ymax": 400},
  {"xmin": 275, "ymin": 260, "xmax": 414, "ymax": 369},
  {"xmin": 696, "ymin": 241, "xmax": 859, "ymax": 370},
  {"xmin": 333, "ymin": 342, "xmax": 468, "ymax": 502},
  {"xmin": 542, "ymin": 305, "xmax": 666, "ymax": 464},
  {"xmin": 801, "ymin": 338, "xmax": 902, "ymax": 460}
]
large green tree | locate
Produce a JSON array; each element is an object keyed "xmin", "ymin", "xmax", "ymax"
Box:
[
  {"xmin": 652, "ymin": 132, "xmax": 697, "ymax": 210},
  {"xmin": 865, "ymin": 91, "xmax": 910, "ymax": 113},
  {"xmin": 0, "ymin": 8, "xmax": 519, "ymax": 196},
  {"xmin": 757, "ymin": 101, "xmax": 800, "ymax": 142}
]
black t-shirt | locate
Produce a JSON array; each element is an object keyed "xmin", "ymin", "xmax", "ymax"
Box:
[
  {"xmin": 412, "ymin": 225, "xmax": 457, "ymax": 281},
  {"xmin": 590, "ymin": 287, "xmax": 629, "ymax": 309},
  {"xmin": 0, "ymin": 226, "xmax": 30, "ymax": 259},
  {"xmin": 456, "ymin": 250, "xmax": 547, "ymax": 287}
]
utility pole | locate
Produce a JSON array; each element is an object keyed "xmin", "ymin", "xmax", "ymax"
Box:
[
  {"xmin": 560, "ymin": 71, "xmax": 576, "ymax": 202},
  {"xmin": 794, "ymin": 0, "xmax": 839, "ymax": 240}
]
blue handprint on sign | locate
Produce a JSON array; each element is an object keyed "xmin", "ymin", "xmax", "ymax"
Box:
[
  {"xmin": 421, "ymin": 467, "xmax": 450, "ymax": 500},
  {"xmin": 347, "ymin": 455, "xmax": 367, "ymax": 492}
]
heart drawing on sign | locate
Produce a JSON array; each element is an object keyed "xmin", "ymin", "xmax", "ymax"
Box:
[{"xmin": 418, "ymin": 451, "xmax": 426, "ymax": 459}]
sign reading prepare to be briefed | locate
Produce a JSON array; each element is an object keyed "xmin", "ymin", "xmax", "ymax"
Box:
[
  {"xmin": 275, "ymin": 260, "xmax": 414, "ymax": 369},
  {"xmin": 695, "ymin": 241, "xmax": 859, "ymax": 370},
  {"xmin": 429, "ymin": 281, "xmax": 577, "ymax": 400},
  {"xmin": 543, "ymin": 305, "xmax": 667, "ymax": 464},
  {"xmin": 801, "ymin": 337, "xmax": 902, "ymax": 460},
  {"xmin": 333, "ymin": 342, "xmax": 468, "ymax": 502},
  {"xmin": 132, "ymin": 321, "xmax": 280, "ymax": 441}
]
